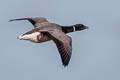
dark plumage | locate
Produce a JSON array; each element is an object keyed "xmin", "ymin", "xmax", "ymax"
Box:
[{"xmin": 9, "ymin": 17, "xmax": 88, "ymax": 67}]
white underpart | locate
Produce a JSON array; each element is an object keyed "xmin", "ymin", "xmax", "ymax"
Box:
[{"xmin": 18, "ymin": 32, "xmax": 40, "ymax": 42}]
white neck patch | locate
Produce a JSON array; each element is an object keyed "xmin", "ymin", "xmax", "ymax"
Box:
[{"xmin": 73, "ymin": 26, "xmax": 76, "ymax": 32}]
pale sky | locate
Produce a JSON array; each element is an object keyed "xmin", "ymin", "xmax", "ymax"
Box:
[{"xmin": 0, "ymin": 0, "xmax": 120, "ymax": 80}]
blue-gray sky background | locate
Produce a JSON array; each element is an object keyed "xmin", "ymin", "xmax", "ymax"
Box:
[{"xmin": 0, "ymin": 0, "xmax": 120, "ymax": 80}]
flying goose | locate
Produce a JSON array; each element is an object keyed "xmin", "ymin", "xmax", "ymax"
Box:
[{"xmin": 9, "ymin": 17, "xmax": 88, "ymax": 66}]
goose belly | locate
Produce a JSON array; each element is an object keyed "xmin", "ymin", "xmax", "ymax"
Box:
[{"xmin": 37, "ymin": 33, "xmax": 51, "ymax": 43}]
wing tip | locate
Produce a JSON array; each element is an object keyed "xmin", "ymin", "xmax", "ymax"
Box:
[
  {"xmin": 8, "ymin": 20, "xmax": 13, "ymax": 22},
  {"xmin": 8, "ymin": 18, "xmax": 31, "ymax": 22},
  {"xmin": 62, "ymin": 62, "xmax": 69, "ymax": 67},
  {"xmin": 8, "ymin": 19, "xmax": 18, "ymax": 22},
  {"xmin": 63, "ymin": 65, "xmax": 68, "ymax": 67}
]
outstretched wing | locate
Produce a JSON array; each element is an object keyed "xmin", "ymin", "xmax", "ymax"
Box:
[
  {"xmin": 41, "ymin": 29, "xmax": 72, "ymax": 66},
  {"xmin": 8, "ymin": 18, "xmax": 36, "ymax": 26},
  {"xmin": 8, "ymin": 17, "xmax": 48, "ymax": 28}
]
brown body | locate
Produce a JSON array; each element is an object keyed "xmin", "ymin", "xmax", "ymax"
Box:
[{"xmin": 9, "ymin": 17, "xmax": 88, "ymax": 66}]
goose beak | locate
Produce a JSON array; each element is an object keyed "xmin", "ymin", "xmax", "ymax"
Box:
[{"xmin": 85, "ymin": 26, "xmax": 89, "ymax": 29}]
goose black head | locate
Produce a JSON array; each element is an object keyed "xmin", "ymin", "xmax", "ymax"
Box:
[{"xmin": 74, "ymin": 24, "xmax": 88, "ymax": 31}]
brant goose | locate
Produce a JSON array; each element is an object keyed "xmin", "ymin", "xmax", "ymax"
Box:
[{"xmin": 9, "ymin": 17, "xmax": 88, "ymax": 66}]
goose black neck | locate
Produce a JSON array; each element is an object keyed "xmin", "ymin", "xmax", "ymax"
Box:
[
  {"xmin": 61, "ymin": 24, "xmax": 88, "ymax": 33},
  {"xmin": 61, "ymin": 25, "xmax": 74, "ymax": 33}
]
